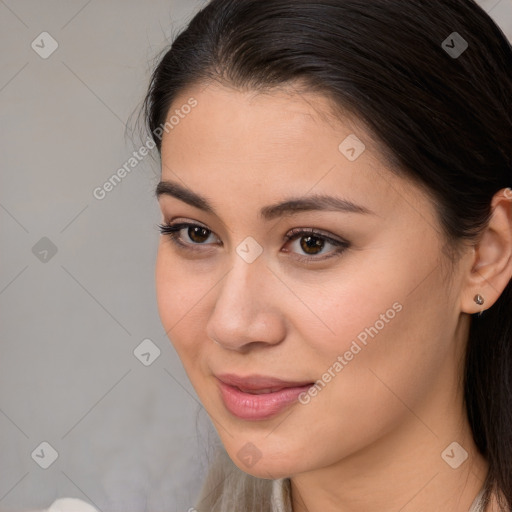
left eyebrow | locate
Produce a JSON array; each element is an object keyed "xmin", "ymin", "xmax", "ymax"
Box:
[
  {"xmin": 155, "ymin": 180, "xmax": 375, "ymax": 220},
  {"xmin": 260, "ymin": 194, "xmax": 374, "ymax": 220}
]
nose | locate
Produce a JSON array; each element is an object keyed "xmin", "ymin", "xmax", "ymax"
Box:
[{"xmin": 206, "ymin": 252, "xmax": 286, "ymax": 352}]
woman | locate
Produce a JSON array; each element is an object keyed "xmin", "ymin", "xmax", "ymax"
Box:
[{"xmin": 143, "ymin": 0, "xmax": 512, "ymax": 511}]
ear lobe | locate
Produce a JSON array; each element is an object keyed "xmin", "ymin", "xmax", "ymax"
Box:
[{"xmin": 460, "ymin": 188, "xmax": 512, "ymax": 314}]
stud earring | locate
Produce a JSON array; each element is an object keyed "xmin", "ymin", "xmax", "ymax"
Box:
[{"xmin": 474, "ymin": 294, "xmax": 484, "ymax": 306}]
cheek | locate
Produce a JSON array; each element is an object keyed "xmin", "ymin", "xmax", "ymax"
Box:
[
  {"xmin": 296, "ymin": 256, "xmax": 406, "ymax": 357},
  {"xmin": 155, "ymin": 246, "xmax": 209, "ymax": 348}
]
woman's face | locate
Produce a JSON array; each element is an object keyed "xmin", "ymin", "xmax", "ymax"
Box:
[{"xmin": 155, "ymin": 83, "xmax": 470, "ymax": 479}]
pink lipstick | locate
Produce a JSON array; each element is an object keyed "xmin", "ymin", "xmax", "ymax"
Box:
[{"xmin": 216, "ymin": 374, "xmax": 314, "ymax": 420}]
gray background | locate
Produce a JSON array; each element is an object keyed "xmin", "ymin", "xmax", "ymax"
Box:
[{"xmin": 0, "ymin": 0, "xmax": 511, "ymax": 511}]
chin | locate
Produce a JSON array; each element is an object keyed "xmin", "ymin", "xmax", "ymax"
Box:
[{"xmin": 218, "ymin": 437, "xmax": 304, "ymax": 480}]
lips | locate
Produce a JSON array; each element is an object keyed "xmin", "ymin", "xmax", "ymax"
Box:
[
  {"xmin": 216, "ymin": 373, "xmax": 314, "ymax": 392},
  {"xmin": 215, "ymin": 373, "xmax": 315, "ymax": 420}
]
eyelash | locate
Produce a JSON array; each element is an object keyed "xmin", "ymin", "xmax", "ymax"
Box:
[{"xmin": 157, "ymin": 221, "xmax": 350, "ymax": 263}]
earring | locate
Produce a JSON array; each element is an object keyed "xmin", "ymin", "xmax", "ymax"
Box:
[{"xmin": 474, "ymin": 294, "xmax": 484, "ymax": 306}]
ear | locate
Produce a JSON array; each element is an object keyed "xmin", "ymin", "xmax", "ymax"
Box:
[{"xmin": 460, "ymin": 188, "xmax": 512, "ymax": 314}]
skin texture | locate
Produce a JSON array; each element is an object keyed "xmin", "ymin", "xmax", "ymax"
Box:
[{"xmin": 155, "ymin": 82, "xmax": 512, "ymax": 512}]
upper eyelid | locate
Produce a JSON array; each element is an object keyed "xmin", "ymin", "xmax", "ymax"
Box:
[
  {"xmin": 285, "ymin": 226, "xmax": 348, "ymax": 243},
  {"xmin": 159, "ymin": 204, "xmax": 234, "ymax": 235}
]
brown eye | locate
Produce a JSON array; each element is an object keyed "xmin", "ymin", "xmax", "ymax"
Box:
[
  {"xmin": 284, "ymin": 228, "xmax": 350, "ymax": 263},
  {"xmin": 188, "ymin": 226, "xmax": 211, "ymax": 243},
  {"xmin": 300, "ymin": 235, "xmax": 325, "ymax": 255}
]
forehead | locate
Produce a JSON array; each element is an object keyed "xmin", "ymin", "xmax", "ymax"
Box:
[{"xmin": 161, "ymin": 83, "xmax": 378, "ymax": 177}]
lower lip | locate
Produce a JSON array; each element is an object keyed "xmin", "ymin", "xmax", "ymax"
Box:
[{"xmin": 217, "ymin": 380, "xmax": 313, "ymax": 420}]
